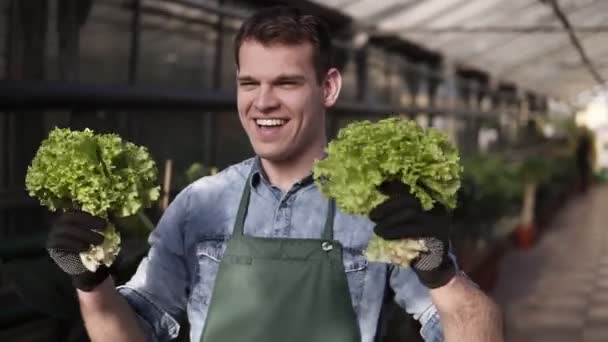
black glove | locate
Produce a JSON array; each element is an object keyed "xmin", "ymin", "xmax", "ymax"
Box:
[
  {"xmin": 46, "ymin": 210, "xmax": 111, "ymax": 291},
  {"xmin": 369, "ymin": 180, "xmax": 456, "ymax": 289}
]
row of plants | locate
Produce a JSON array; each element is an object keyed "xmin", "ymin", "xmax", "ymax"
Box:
[{"xmin": 451, "ymin": 135, "xmax": 581, "ymax": 289}]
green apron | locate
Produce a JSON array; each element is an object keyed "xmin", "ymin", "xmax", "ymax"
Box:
[{"xmin": 200, "ymin": 174, "xmax": 361, "ymax": 342}]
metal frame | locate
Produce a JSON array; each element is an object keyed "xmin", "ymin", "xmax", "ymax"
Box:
[
  {"xmin": 0, "ymin": 79, "xmax": 512, "ymax": 119},
  {"xmin": 393, "ymin": 25, "xmax": 608, "ymax": 34},
  {"xmin": 205, "ymin": 0, "xmax": 227, "ymax": 168},
  {"xmin": 0, "ymin": 80, "xmax": 236, "ymax": 111},
  {"xmin": 128, "ymin": 0, "xmax": 141, "ymax": 85}
]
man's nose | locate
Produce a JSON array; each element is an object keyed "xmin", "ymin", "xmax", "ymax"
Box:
[{"xmin": 254, "ymin": 86, "xmax": 280, "ymax": 112}]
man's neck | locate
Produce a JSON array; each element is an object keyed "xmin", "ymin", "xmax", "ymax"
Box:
[{"xmin": 260, "ymin": 148, "xmax": 325, "ymax": 193}]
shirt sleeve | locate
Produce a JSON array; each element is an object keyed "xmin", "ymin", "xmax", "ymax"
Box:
[
  {"xmin": 388, "ymin": 265, "xmax": 445, "ymax": 342},
  {"xmin": 117, "ymin": 185, "xmax": 193, "ymax": 342}
]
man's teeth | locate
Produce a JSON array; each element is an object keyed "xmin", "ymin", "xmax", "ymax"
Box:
[{"xmin": 256, "ymin": 119, "xmax": 286, "ymax": 127}]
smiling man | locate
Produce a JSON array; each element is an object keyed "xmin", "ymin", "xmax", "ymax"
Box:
[{"xmin": 44, "ymin": 5, "xmax": 503, "ymax": 342}]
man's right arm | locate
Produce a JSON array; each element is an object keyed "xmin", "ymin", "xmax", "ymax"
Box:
[
  {"xmin": 47, "ymin": 185, "xmax": 194, "ymax": 342},
  {"xmin": 78, "ymin": 277, "xmax": 148, "ymax": 342}
]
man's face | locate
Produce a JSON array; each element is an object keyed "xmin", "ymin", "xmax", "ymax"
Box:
[{"xmin": 236, "ymin": 40, "xmax": 339, "ymax": 164}]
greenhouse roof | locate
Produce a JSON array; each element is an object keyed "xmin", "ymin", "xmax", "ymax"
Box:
[{"xmin": 309, "ymin": 0, "xmax": 608, "ymax": 102}]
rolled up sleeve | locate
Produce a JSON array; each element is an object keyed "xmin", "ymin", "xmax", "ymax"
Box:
[
  {"xmin": 389, "ymin": 265, "xmax": 445, "ymax": 342},
  {"xmin": 117, "ymin": 185, "xmax": 193, "ymax": 341},
  {"xmin": 118, "ymin": 285, "xmax": 180, "ymax": 341}
]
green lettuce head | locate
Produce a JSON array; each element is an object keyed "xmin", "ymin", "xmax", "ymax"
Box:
[
  {"xmin": 314, "ymin": 118, "xmax": 461, "ymax": 216},
  {"xmin": 25, "ymin": 128, "xmax": 160, "ymax": 219},
  {"xmin": 313, "ymin": 118, "xmax": 461, "ymax": 266},
  {"xmin": 25, "ymin": 128, "xmax": 160, "ymax": 271}
]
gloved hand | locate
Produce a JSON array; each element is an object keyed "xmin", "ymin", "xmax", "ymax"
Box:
[
  {"xmin": 369, "ymin": 180, "xmax": 456, "ymax": 289},
  {"xmin": 46, "ymin": 210, "xmax": 111, "ymax": 291}
]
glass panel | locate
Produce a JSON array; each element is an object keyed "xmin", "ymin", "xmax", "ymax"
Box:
[
  {"xmin": 0, "ymin": 1, "xmax": 7, "ymax": 79},
  {"xmin": 434, "ymin": 79, "xmax": 452, "ymax": 110},
  {"xmin": 335, "ymin": 114, "xmax": 382, "ymax": 132},
  {"xmin": 0, "ymin": 113, "xmax": 7, "ymax": 189},
  {"xmin": 367, "ymin": 47, "xmax": 389, "ymax": 104},
  {"xmin": 79, "ymin": 0, "xmax": 131, "ymax": 84},
  {"xmin": 336, "ymin": 48, "xmax": 357, "ymax": 102},
  {"xmin": 415, "ymin": 114, "xmax": 429, "ymax": 128},
  {"xmin": 128, "ymin": 110, "xmax": 207, "ymax": 190},
  {"xmin": 45, "ymin": 0, "xmax": 59, "ymax": 81},
  {"xmin": 68, "ymin": 110, "xmax": 123, "ymax": 134},
  {"xmin": 215, "ymin": 112, "xmax": 253, "ymax": 170},
  {"xmin": 220, "ymin": 17, "xmax": 243, "ymax": 91},
  {"xmin": 137, "ymin": 0, "xmax": 219, "ymax": 88},
  {"xmin": 387, "ymin": 55, "xmax": 405, "ymax": 106},
  {"xmin": 417, "ymin": 75, "xmax": 430, "ymax": 109}
]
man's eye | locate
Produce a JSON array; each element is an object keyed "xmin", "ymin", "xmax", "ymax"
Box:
[
  {"xmin": 278, "ymin": 81, "xmax": 298, "ymax": 87},
  {"xmin": 239, "ymin": 82, "xmax": 257, "ymax": 87}
]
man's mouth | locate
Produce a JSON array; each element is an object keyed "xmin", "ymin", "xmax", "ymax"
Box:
[{"xmin": 255, "ymin": 118, "xmax": 288, "ymax": 127}]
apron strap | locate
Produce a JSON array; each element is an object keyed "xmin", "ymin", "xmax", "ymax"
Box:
[
  {"xmin": 233, "ymin": 173, "xmax": 252, "ymax": 238},
  {"xmin": 322, "ymin": 199, "xmax": 336, "ymax": 241},
  {"xmin": 233, "ymin": 165, "xmax": 336, "ymax": 239}
]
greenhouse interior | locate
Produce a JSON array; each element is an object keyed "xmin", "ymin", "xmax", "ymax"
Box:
[{"xmin": 1, "ymin": 0, "xmax": 608, "ymax": 341}]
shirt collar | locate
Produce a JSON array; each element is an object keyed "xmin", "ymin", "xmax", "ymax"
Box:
[
  {"xmin": 249, "ymin": 156, "xmax": 266, "ymax": 188},
  {"xmin": 249, "ymin": 156, "xmax": 315, "ymax": 189}
]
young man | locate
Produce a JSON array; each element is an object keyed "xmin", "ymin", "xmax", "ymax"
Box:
[{"xmin": 46, "ymin": 6, "xmax": 503, "ymax": 342}]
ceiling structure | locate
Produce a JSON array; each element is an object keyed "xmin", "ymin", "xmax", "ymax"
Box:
[{"xmin": 309, "ymin": 0, "xmax": 608, "ymax": 103}]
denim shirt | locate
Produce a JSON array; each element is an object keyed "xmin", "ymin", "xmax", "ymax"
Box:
[{"xmin": 117, "ymin": 157, "xmax": 445, "ymax": 342}]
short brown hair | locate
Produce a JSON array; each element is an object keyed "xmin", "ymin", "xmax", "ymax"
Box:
[{"xmin": 234, "ymin": 6, "xmax": 333, "ymax": 83}]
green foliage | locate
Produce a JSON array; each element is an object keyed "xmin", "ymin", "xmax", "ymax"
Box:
[
  {"xmin": 174, "ymin": 162, "xmax": 214, "ymax": 191},
  {"xmin": 518, "ymin": 156, "xmax": 553, "ymax": 184},
  {"xmin": 25, "ymin": 128, "xmax": 160, "ymax": 219},
  {"xmin": 464, "ymin": 155, "xmax": 522, "ymax": 200},
  {"xmin": 455, "ymin": 155, "xmax": 522, "ymax": 228},
  {"xmin": 185, "ymin": 162, "xmax": 209, "ymax": 184},
  {"xmin": 454, "ymin": 146, "xmax": 579, "ymax": 245},
  {"xmin": 314, "ymin": 118, "xmax": 461, "ymax": 216}
]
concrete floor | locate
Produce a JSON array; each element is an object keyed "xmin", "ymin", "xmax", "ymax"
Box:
[{"xmin": 492, "ymin": 184, "xmax": 608, "ymax": 342}]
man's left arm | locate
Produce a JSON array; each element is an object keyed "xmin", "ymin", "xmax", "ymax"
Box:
[
  {"xmin": 370, "ymin": 180, "xmax": 504, "ymax": 341},
  {"xmin": 430, "ymin": 273, "xmax": 503, "ymax": 342}
]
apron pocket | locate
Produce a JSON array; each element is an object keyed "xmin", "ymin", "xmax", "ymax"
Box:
[{"xmin": 342, "ymin": 248, "xmax": 368, "ymax": 311}]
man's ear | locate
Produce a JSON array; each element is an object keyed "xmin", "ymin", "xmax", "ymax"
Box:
[{"xmin": 323, "ymin": 68, "xmax": 342, "ymax": 108}]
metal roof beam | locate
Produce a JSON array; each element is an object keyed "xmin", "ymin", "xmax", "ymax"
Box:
[
  {"xmin": 396, "ymin": 25, "xmax": 608, "ymax": 34},
  {"xmin": 451, "ymin": 0, "xmax": 598, "ymax": 62},
  {"xmin": 540, "ymin": 0, "xmax": 605, "ymax": 84}
]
